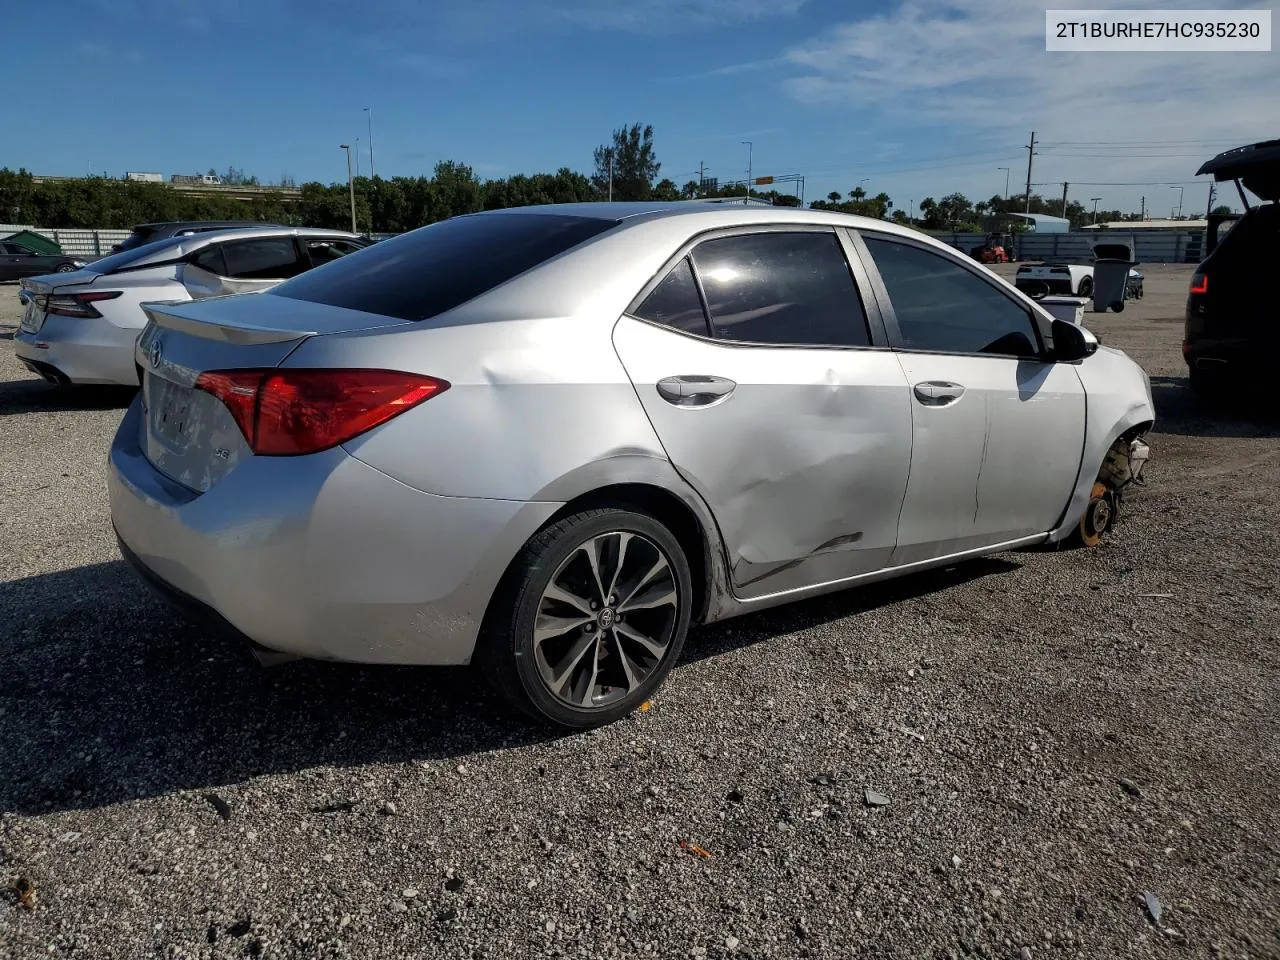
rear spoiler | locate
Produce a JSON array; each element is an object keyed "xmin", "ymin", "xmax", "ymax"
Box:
[{"xmin": 142, "ymin": 301, "xmax": 318, "ymax": 345}]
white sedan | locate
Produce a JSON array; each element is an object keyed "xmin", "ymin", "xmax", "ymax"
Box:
[{"xmin": 14, "ymin": 227, "xmax": 366, "ymax": 386}]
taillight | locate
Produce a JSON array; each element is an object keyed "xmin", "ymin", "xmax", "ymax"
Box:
[
  {"xmin": 1049, "ymin": 266, "xmax": 1070, "ymax": 275},
  {"xmin": 1190, "ymin": 272, "xmax": 1208, "ymax": 294},
  {"xmin": 43, "ymin": 291, "xmax": 123, "ymax": 318},
  {"xmin": 195, "ymin": 369, "xmax": 449, "ymax": 456}
]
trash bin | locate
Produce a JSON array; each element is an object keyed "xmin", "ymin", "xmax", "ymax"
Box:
[
  {"xmin": 1039, "ymin": 295, "xmax": 1089, "ymax": 325},
  {"xmin": 1091, "ymin": 240, "xmax": 1137, "ymax": 313}
]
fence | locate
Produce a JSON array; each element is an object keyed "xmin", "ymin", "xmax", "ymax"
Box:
[
  {"xmin": 931, "ymin": 230, "xmax": 1205, "ymax": 264},
  {"xmin": 5, "ymin": 221, "xmax": 1208, "ymax": 264},
  {"xmin": 0, "ymin": 224, "xmax": 131, "ymax": 258}
]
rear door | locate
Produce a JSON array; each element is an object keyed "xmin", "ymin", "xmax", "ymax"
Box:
[
  {"xmin": 611, "ymin": 227, "xmax": 913, "ymax": 600},
  {"xmin": 856, "ymin": 232, "xmax": 1086, "ymax": 564},
  {"xmin": 180, "ymin": 236, "xmax": 310, "ymax": 299}
]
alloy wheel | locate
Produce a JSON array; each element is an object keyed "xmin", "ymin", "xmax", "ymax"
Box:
[{"xmin": 532, "ymin": 531, "xmax": 679, "ymax": 709}]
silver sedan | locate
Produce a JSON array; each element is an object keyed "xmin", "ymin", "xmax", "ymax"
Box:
[{"xmin": 108, "ymin": 202, "xmax": 1154, "ymax": 728}]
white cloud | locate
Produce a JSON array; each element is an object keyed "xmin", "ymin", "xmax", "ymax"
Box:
[
  {"xmin": 778, "ymin": 0, "xmax": 1279, "ymax": 205},
  {"xmin": 553, "ymin": 0, "xmax": 806, "ymax": 32}
]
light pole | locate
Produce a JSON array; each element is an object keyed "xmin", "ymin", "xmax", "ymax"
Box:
[
  {"xmin": 741, "ymin": 140, "xmax": 752, "ymax": 203},
  {"xmin": 997, "ymin": 167, "xmax": 1010, "ymax": 200},
  {"xmin": 1171, "ymin": 185, "xmax": 1184, "ymax": 218},
  {"xmin": 355, "ymin": 138, "xmax": 361, "ymax": 179},
  {"xmin": 339, "ymin": 144, "xmax": 356, "ymax": 234},
  {"xmin": 1090, "ymin": 197, "xmax": 1101, "ymax": 224},
  {"xmin": 363, "ymin": 106, "xmax": 375, "ymax": 180}
]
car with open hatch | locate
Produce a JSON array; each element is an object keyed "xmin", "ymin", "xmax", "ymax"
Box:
[
  {"xmin": 1185, "ymin": 137, "xmax": 1280, "ymax": 401},
  {"xmin": 108, "ymin": 201, "xmax": 1154, "ymax": 728}
]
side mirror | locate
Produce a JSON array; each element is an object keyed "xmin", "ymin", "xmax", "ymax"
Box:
[{"xmin": 1051, "ymin": 318, "xmax": 1098, "ymax": 362}]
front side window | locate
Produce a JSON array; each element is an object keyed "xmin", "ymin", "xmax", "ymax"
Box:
[
  {"xmin": 690, "ymin": 231, "xmax": 872, "ymax": 348},
  {"xmin": 220, "ymin": 237, "xmax": 308, "ymax": 280},
  {"xmin": 632, "ymin": 257, "xmax": 709, "ymax": 336},
  {"xmin": 863, "ymin": 236, "xmax": 1040, "ymax": 357}
]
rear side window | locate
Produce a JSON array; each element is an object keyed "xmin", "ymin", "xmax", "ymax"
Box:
[
  {"xmin": 633, "ymin": 257, "xmax": 709, "ymax": 336},
  {"xmin": 271, "ymin": 213, "xmax": 618, "ymax": 321},
  {"xmin": 864, "ymin": 236, "xmax": 1040, "ymax": 357},
  {"xmin": 190, "ymin": 245, "xmax": 227, "ymax": 276},
  {"xmin": 220, "ymin": 237, "xmax": 309, "ymax": 280},
  {"xmin": 690, "ymin": 231, "xmax": 872, "ymax": 347}
]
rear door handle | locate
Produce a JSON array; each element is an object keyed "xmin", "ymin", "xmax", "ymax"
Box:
[
  {"xmin": 656, "ymin": 375, "xmax": 736, "ymax": 406},
  {"xmin": 913, "ymin": 381, "xmax": 966, "ymax": 406}
]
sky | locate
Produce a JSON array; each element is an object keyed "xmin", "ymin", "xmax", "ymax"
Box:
[{"xmin": 6, "ymin": 0, "xmax": 1278, "ymax": 217}]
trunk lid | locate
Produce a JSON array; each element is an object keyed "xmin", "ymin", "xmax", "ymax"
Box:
[
  {"xmin": 1197, "ymin": 138, "xmax": 1280, "ymax": 202},
  {"xmin": 136, "ymin": 294, "xmax": 410, "ymax": 492},
  {"xmin": 18, "ymin": 272, "xmax": 107, "ymax": 335}
]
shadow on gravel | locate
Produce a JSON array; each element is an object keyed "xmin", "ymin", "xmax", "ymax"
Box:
[
  {"xmin": 0, "ymin": 554, "xmax": 1020, "ymax": 815},
  {"xmin": 0, "ymin": 376, "xmax": 136, "ymax": 415},
  {"xmin": 1149, "ymin": 375, "xmax": 1280, "ymax": 439}
]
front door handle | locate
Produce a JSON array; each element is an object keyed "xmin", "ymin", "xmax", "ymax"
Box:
[
  {"xmin": 913, "ymin": 381, "xmax": 966, "ymax": 406},
  {"xmin": 656, "ymin": 375, "xmax": 736, "ymax": 406}
]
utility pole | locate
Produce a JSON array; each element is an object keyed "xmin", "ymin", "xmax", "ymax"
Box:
[
  {"xmin": 339, "ymin": 144, "xmax": 356, "ymax": 234},
  {"xmin": 1140, "ymin": 195, "xmax": 1145, "ymax": 221},
  {"xmin": 698, "ymin": 160, "xmax": 706, "ymax": 195},
  {"xmin": 742, "ymin": 140, "xmax": 753, "ymax": 204},
  {"xmin": 1205, "ymin": 181, "xmax": 1216, "ymax": 217},
  {"xmin": 355, "ymin": 138, "xmax": 361, "ymax": 179},
  {"xmin": 1060, "ymin": 181, "xmax": 1069, "ymax": 218},
  {"xmin": 1023, "ymin": 131, "xmax": 1036, "ymax": 214},
  {"xmin": 364, "ymin": 107, "xmax": 375, "ymax": 180},
  {"xmin": 1171, "ymin": 185, "xmax": 1184, "ymax": 218},
  {"xmin": 1090, "ymin": 197, "xmax": 1101, "ymax": 223},
  {"xmin": 607, "ymin": 149, "xmax": 613, "ymax": 202},
  {"xmin": 997, "ymin": 166, "xmax": 1010, "ymax": 200}
]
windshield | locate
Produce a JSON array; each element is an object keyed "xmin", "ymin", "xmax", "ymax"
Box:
[{"xmin": 83, "ymin": 235, "xmax": 186, "ymax": 274}]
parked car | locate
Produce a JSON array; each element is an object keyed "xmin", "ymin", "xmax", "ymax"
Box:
[
  {"xmin": 110, "ymin": 220, "xmax": 284, "ymax": 254},
  {"xmin": 109, "ymin": 203, "xmax": 1154, "ymax": 728},
  {"xmin": 0, "ymin": 240, "xmax": 86, "ymax": 281},
  {"xmin": 1015, "ymin": 262, "xmax": 1142, "ymax": 300},
  {"xmin": 1186, "ymin": 137, "xmax": 1279, "ymax": 400},
  {"xmin": 14, "ymin": 227, "xmax": 367, "ymax": 386}
]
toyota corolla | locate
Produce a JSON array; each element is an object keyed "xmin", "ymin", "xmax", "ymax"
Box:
[{"xmin": 109, "ymin": 202, "xmax": 1154, "ymax": 728}]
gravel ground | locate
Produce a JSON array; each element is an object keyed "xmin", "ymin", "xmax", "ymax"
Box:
[{"xmin": 1, "ymin": 267, "xmax": 1278, "ymax": 960}]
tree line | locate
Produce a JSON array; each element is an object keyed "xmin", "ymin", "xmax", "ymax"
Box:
[{"xmin": 0, "ymin": 124, "xmax": 1218, "ymax": 235}]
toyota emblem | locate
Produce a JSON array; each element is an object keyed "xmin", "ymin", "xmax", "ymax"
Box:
[{"xmin": 149, "ymin": 338, "xmax": 163, "ymax": 368}]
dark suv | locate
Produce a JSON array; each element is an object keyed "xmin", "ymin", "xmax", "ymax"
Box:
[
  {"xmin": 111, "ymin": 220, "xmax": 285, "ymax": 254},
  {"xmin": 1185, "ymin": 138, "xmax": 1280, "ymax": 400}
]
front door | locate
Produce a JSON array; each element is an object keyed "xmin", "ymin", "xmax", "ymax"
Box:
[
  {"xmin": 611, "ymin": 228, "xmax": 913, "ymax": 600},
  {"xmin": 857, "ymin": 233, "xmax": 1086, "ymax": 566}
]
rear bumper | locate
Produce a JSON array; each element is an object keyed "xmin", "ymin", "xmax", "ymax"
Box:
[
  {"xmin": 108, "ymin": 397, "xmax": 562, "ymax": 665},
  {"xmin": 14, "ymin": 313, "xmax": 141, "ymax": 386},
  {"xmin": 1016, "ymin": 277, "xmax": 1075, "ymax": 297}
]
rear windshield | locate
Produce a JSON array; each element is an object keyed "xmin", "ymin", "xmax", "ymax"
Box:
[
  {"xmin": 270, "ymin": 213, "xmax": 619, "ymax": 321},
  {"xmin": 82, "ymin": 236, "xmax": 185, "ymax": 274},
  {"xmin": 112, "ymin": 229, "xmax": 159, "ymax": 253}
]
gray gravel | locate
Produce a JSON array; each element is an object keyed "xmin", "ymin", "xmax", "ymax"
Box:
[{"xmin": 2, "ymin": 271, "xmax": 1279, "ymax": 959}]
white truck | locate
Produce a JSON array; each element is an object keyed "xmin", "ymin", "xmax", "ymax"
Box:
[{"xmin": 125, "ymin": 171, "xmax": 164, "ymax": 183}]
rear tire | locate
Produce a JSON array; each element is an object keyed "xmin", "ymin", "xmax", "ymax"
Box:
[
  {"xmin": 1077, "ymin": 277, "xmax": 1094, "ymax": 298},
  {"xmin": 476, "ymin": 507, "xmax": 693, "ymax": 729}
]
